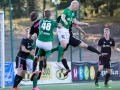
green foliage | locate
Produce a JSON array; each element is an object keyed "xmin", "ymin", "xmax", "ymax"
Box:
[
  {"xmin": 12, "ymin": 0, "xmax": 27, "ymax": 18},
  {"xmin": 98, "ymin": 4, "xmax": 109, "ymax": 16},
  {"xmin": 106, "ymin": 0, "xmax": 118, "ymax": 16},
  {"xmin": 84, "ymin": 5, "xmax": 94, "ymax": 18},
  {"xmin": 0, "ymin": 0, "xmax": 8, "ymax": 7},
  {"xmin": 2, "ymin": 0, "xmax": 120, "ymax": 19},
  {"xmin": 114, "ymin": 8, "xmax": 120, "ymax": 16}
]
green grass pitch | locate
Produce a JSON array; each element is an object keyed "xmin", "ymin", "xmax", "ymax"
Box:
[{"xmin": 0, "ymin": 81, "xmax": 120, "ymax": 90}]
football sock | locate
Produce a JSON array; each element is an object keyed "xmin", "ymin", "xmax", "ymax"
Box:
[
  {"xmin": 33, "ymin": 60, "xmax": 37, "ymax": 72},
  {"xmin": 87, "ymin": 46, "xmax": 101, "ymax": 55},
  {"xmin": 45, "ymin": 50, "xmax": 51, "ymax": 58},
  {"xmin": 58, "ymin": 46, "xmax": 64, "ymax": 62},
  {"xmin": 34, "ymin": 47, "xmax": 39, "ymax": 56},
  {"xmin": 105, "ymin": 73, "xmax": 110, "ymax": 84},
  {"xmin": 39, "ymin": 61, "xmax": 43, "ymax": 71},
  {"xmin": 95, "ymin": 71, "xmax": 101, "ymax": 84},
  {"xmin": 37, "ymin": 49, "xmax": 42, "ymax": 56},
  {"xmin": 61, "ymin": 58, "xmax": 69, "ymax": 70},
  {"xmin": 51, "ymin": 46, "xmax": 59, "ymax": 53},
  {"xmin": 33, "ymin": 74, "xmax": 38, "ymax": 88},
  {"xmin": 13, "ymin": 74, "xmax": 23, "ymax": 88}
]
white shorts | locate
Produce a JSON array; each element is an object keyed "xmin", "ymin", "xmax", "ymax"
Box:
[
  {"xmin": 57, "ymin": 27, "xmax": 70, "ymax": 44},
  {"xmin": 26, "ymin": 59, "xmax": 33, "ymax": 73},
  {"xmin": 36, "ymin": 39, "xmax": 52, "ymax": 51}
]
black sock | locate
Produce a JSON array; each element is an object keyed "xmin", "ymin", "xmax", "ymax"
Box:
[
  {"xmin": 33, "ymin": 60, "xmax": 37, "ymax": 72},
  {"xmin": 87, "ymin": 46, "xmax": 101, "ymax": 55},
  {"xmin": 95, "ymin": 71, "xmax": 101, "ymax": 84},
  {"xmin": 61, "ymin": 59, "xmax": 69, "ymax": 70},
  {"xmin": 13, "ymin": 74, "xmax": 23, "ymax": 88},
  {"xmin": 35, "ymin": 47, "xmax": 39, "ymax": 56},
  {"xmin": 105, "ymin": 73, "xmax": 110, "ymax": 84},
  {"xmin": 39, "ymin": 61, "xmax": 43, "ymax": 71}
]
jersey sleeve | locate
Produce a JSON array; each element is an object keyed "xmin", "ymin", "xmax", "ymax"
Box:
[
  {"xmin": 29, "ymin": 26, "xmax": 35, "ymax": 35},
  {"xmin": 62, "ymin": 8, "xmax": 68, "ymax": 16},
  {"xmin": 98, "ymin": 39, "xmax": 102, "ymax": 46},
  {"xmin": 111, "ymin": 39, "xmax": 115, "ymax": 46},
  {"xmin": 21, "ymin": 38, "xmax": 27, "ymax": 46}
]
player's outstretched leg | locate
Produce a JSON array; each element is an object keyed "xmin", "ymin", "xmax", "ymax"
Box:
[
  {"xmin": 61, "ymin": 58, "xmax": 71, "ymax": 76},
  {"xmin": 58, "ymin": 46, "xmax": 64, "ymax": 63}
]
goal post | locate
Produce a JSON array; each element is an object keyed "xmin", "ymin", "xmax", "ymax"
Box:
[{"xmin": 0, "ymin": 11, "xmax": 5, "ymax": 88}]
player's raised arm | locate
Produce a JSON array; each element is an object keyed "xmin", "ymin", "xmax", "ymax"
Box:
[
  {"xmin": 61, "ymin": 14, "xmax": 68, "ymax": 25},
  {"xmin": 73, "ymin": 18, "xmax": 90, "ymax": 26},
  {"xmin": 72, "ymin": 24, "xmax": 86, "ymax": 36}
]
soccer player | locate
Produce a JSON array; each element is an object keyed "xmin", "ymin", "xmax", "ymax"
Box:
[
  {"xmin": 29, "ymin": 11, "xmax": 46, "ymax": 81},
  {"xmin": 34, "ymin": 9, "xmax": 62, "ymax": 79},
  {"xmin": 26, "ymin": 44, "xmax": 40, "ymax": 90},
  {"xmin": 12, "ymin": 27, "xmax": 33, "ymax": 90},
  {"xmin": 95, "ymin": 28, "xmax": 120, "ymax": 89},
  {"xmin": 51, "ymin": 16, "xmax": 104, "ymax": 76},
  {"xmin": 55, "ymin": 0, "xmax": 90, "ymax": 75}
]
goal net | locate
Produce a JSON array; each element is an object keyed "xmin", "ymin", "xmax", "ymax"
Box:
[{"xmin": 0, "ymin": 11, "xmax": 5, "ymax": 88}]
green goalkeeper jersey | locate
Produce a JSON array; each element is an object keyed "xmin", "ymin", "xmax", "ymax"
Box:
[
  {"xmin": 37, "ymin": 18, "xmax": 58, "ymax": 42},
  {"xmin": 60, "ymin": 8, "xmax": 75, "ymax": 29},
  {"xmin": 26, "ymin": 44, "xmax": 36, "ymax": 60}
]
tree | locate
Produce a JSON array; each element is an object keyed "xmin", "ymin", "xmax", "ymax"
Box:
[
  {"xmin": 106, "ymin": 0, "xmax": 118, "ymax": 16},
  {"xmin": 28, "ymin": 0, "xmax": 35, "ymax": 14},
  {"xmin": 12, "ymin": 0, "xmax": 27, "ymax": 18},
  {"xmin": 92, "ymin": 0, "xmax": 105, "ymax": 14}
]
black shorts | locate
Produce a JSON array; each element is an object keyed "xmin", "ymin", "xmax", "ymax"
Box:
[
  {"xmin": 15, "ymin": 56, "xmax": 27, "ymax": 70},
  {"xmin": 35, "ymin": 46, "xmax": 45, "ymax": 56},
  {"xmin": 64, "ymin": 36, "xmax": 82, "ymax": 51},
  {"xmin": 98, "ymin": 59, "xmax": 111, "ymax": 69}
]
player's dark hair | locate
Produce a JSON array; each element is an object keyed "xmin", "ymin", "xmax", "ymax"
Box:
[
  {"xmin": 44, "ymin": 9, "xmax": 51, "ymax": 18},
  {"xmin": 30, "ymin": 11, "xmax": 38, "ymax": 21}
]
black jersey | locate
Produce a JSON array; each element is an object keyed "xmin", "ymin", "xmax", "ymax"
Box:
[
  {"xmin": 30, "ymin": 19, "xmax": 40, "ymax": 36},
  {"xmin": 56, "ymin": 16, "xmax": 73, "ymax": 37},
  {"xmin": 98, "ymin": 37, "xmax": 115, "ymax": 58},
  {"xmin": 17, "ymin": 37, "xmax": 33, "ymax": 59},
  {"xmin": 57, "ymin": 16, "xmax": 81, "ymax": 50}
]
